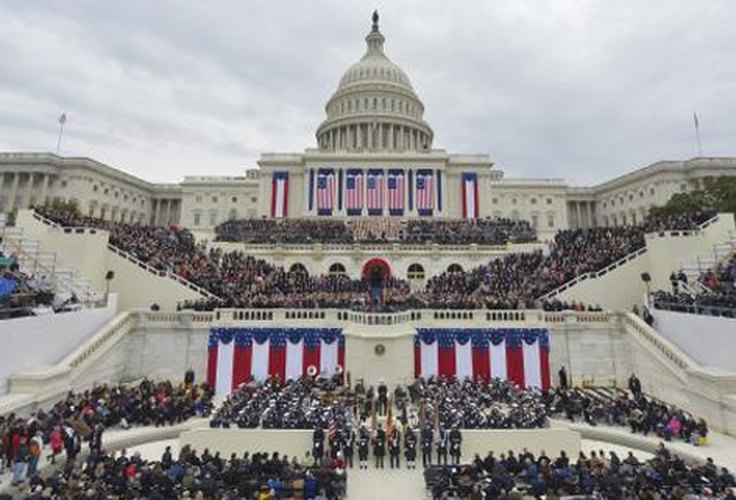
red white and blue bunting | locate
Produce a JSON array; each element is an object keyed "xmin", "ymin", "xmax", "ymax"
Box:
[
  {"xmin": 414, "ymin": 328, "xmax": 550, "ymax": 390},
  {"xmin": 207, "ymin": 328, "xmax": 345, "ymax": 396},
  {"xmin": 271, "ymin": 171, "xmax": 289, "ymax": 218}
]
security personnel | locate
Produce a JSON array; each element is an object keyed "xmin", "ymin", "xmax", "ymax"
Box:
[
  {"xmin": 404, "ymin": 426, "xmax": 417, "ymax": 469},
  {"xmin": 436, "ymin": 426, "xmax": 448, "ymax": 466},
  {"xmin": 373, "ymin": 423, "xmax": 386, "ymax": 469},
  {"xmin": 449, "ymin": 426, "xmax": 463, "ymax": 465},
  {"xmin": 358, "ymin": 425, "xmax": 370, "ymax": 469},
  {"xmin": 388, "ymin": 427, "xmax": 401, "ymax": 469},
  {"xmin": 421, "ymin": 424, "xmax": 434, "ymax": 467}
]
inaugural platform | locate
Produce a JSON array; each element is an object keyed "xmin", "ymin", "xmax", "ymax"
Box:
[{"xmin": 1, "ymin": 7, "xmax": 736, "ymax": 500}]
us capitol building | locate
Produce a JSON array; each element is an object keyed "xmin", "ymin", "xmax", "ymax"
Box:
[{"xmin": 1, "ymin": 14, "xmax": 734, "ymax": 240}]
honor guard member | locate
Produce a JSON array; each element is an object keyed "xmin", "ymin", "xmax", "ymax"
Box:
[
  {"xmin": 449, "ymin": 426, "xmax": 463, "ymax": 465},
  {"xmin": 358, "ymin": 425, "xmax": 370, "ymax": 469},
  {"xmin": 421, "ymin": 424, "xmax": 434, "ymax": 467},
  {"xmin": 404, "ymin": 426, "xmax": 418, "ymax": 469},
  {"xmin": 344, "ymin": 426, "xmax": 355, "ymax": 469},
  {"xmin": 436, "ymin": 426, "xmax": 449, "ymax": 466},
  {"xmin": 329, "ymin": 427, "xmax": 343, "ymax": 459},
  {"xmin": 373, "ymin": 423, "xmax": 387, "ymax": 469},
  {"xmin": 388, "ymin": 426, "xmax": 401, "ymax": 469},
  {"xmin": 312, "ymin": 426, "xmax": 325, "ymax": 466}
]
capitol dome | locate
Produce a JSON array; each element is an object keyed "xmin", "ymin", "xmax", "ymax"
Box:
[{"xmin": 316, "ymin": 12, "xmax": 434, "ymax": 152}]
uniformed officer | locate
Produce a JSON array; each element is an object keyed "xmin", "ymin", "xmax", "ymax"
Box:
[
  {"xmin": 344, "ymin": 426, "xmax": 355, "ymax": 469},
  {"xmin": 421, "ymin": 424, "xmax": 434, "ymax": 467},
  {"xmin": 404, "ymin": 426, "xmax": 417, "ymax": 469},
  {"xmin": 449, "ymin": 426, "xmax": 462, "ymax": 465},
  {"xmin": 358, "ymin": 425, "xmax": 370, "ymax": 469},
  {"xmin": 436, "ymin": 426, "xmax": 448, "ymax": 466},
  {"xmin": 312, "ymin": 426, "xmax": 325, "ymax": 466},
  {"xmin": 373, "ymin": 423, "xmax": 386, "ymax": 469},
  {"xmin": 388, "ymin": 427, "xmax": 401, "ymax": 469}
]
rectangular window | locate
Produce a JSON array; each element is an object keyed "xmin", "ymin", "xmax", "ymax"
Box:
[{"xmin": 193, "ymin": 213, "xmax": 201, "ymax": 226}]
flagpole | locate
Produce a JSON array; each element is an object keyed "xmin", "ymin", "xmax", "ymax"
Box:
[
  {"xmin": 693, "ymin": 112, "xmax": 702, "ymax": 156},
  {"xmin": 56, "ymin": 113, "xmax": 67, "ymax": 155}
]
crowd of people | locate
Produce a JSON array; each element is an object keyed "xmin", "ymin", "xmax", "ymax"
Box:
[
  {"xmin": 1, "ymin": 379, "xmax": 213, "ymax": 488},
  {"xmin": 425, "ymin": 445, "xmax": 734, "ymax": 499},
  {"xmin": 214, "ymin": 217, "xmax": 537, "ymax": 246},
  {"xmin": 36, "ymin": 206, "xmax": 718, "ymax": 312},
  {"xmin": 210, "ymin": 377, "xmax": 351, "ymax": 430},
  {"xmin": 16, "ymin": 445, "xmax": 346, "ymax": 499},
  {"xmin": 652, "ymin": 253, "xmax": 736, "ymax": 318}
]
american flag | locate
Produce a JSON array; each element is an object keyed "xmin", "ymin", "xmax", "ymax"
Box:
[
  {"xmin": 387, "ymin": 170, "xmax": 405, "ymax": 214},
  {"xmin": 317, "ymin": 170, "xmax": 336, "ymax": 214},
  {"xmin": 345, "ymin": 170, "xmax": 364, "ymax": 215},
  {"xmin": 366, "ymin": 170, "xmax": 384, "ymax": 214},
  {"xmin": 416, "ymin": 170, "xmax": 434, "ymax": 215}
]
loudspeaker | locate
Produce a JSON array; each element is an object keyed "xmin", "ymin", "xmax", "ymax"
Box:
[{"xmin": 640, "ymin": 272, "xmax": 651, "ymax": 283}]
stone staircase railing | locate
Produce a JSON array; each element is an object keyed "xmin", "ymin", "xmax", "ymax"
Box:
[
  {"xmin": 31, "ymin": 210, "xmax": 221, "ymax": 302},
  {"xmin": 538, "ymin": 215, "xmax": 722, "ymax": 302},
  {"xmin": 621, "ymin": 312, "xmax": 694, "ymax": 380}
]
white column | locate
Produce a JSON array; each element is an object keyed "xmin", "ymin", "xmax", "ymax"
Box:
[
  {"xmin": 23, "ymin": 173, "xmax": 33, "ymax": 208},
  {"xmin": 40, "ymin": 174, "xmax": 50, "ymax": 206},
  {"xmin": 9, "ymin": 173, "xmax": 19, "ymax": 212}
]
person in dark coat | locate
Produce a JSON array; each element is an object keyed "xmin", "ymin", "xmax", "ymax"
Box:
[
  {"xmin": 421, "ymin": 424, "xmax": 434, "ymax": 468},
  {"xmin": 436, "ymin": 427, "xmax": 449, "ymax": 466},
  {"xmin": 449, "ymin": 426, "xmax": 462, "ymax": 465},
  {"xmin": 312, "ymin": 426, "xmax": 325, "ymax": 466},
  {"xmin": 628, "ymin": 374, "xmax": 642, "ymax": 399},
  {"xmin": 358, "ymin": 426, "xmax": 370, "ymax": 469},
  {"xmin": 373, "ymin": 424, "xmax": 386, "ymax": 469},
  {"xmin": 388, "ymin": 427, "xmax": 401, "ymax": 469},
  {"xmin": 343, "ymin": 427, "xmax": 355, "ymax": 469},
  {"xmin": 558, "ymin": 366, "xmax": 568, "ymax": 390},
  {"xmin": 404, "ymin": 427, "xmax": 417, "ymax": 469}
]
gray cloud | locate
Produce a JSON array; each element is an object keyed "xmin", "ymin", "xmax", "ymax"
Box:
[{"xmin": 0, "ymin": 0, "xmax": 734, "ymax": 184}]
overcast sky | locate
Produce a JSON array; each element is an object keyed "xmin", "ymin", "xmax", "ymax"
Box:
[{"xmin": 1, "ymin": 1, "xmax": 734, "ymax": 185}]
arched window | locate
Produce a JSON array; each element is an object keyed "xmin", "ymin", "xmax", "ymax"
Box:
[
  {"xmin": 447, "ymin": 264, "xmax": 464, "ymax": 274},
  {"xmin": 407, "ymin": 263, "xmax": 425, "ymax": 280},
  {"xmin": 329, "ymin": 263, "xmax": 347, "ymax": 276},
  {"xmin": 289, "ymin": 263, "xmax": 308, "ymax": 275}
]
